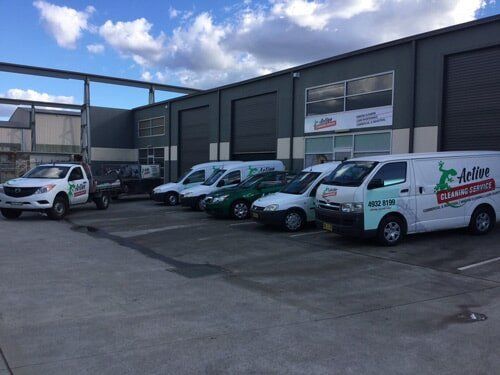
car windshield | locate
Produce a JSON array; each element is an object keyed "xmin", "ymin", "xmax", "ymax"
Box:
[
  {"xmin": 203, "ymin": 169, "xmax": 225, "ymax": 185},
  {"xmin": 23, "ymin": 166, "xmax": 70, "ymax": 179},
  {"xmin": 281, "ymin": 172, "xmax": 321, "ymax": 195},
  {"xmin": 177, "ymin": 168, "xmax": 193, "ymax": 183},
  {"xmin": 323, "ymin": 161, "xmax": 378, "ymax": 187},
  {"xmin": 238, "ymin": 173, "xmax": 267, "ymax": 188}
]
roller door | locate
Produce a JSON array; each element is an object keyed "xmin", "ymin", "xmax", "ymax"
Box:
[
  {"xmin": 442, "ymin": 46, "xmax": 500, "ymax": 150},
  {"xmin": 231, "ymin": 93, "xmax": 277, "ymax": 161},
  {"xmin": 179, "ymin": 106, "xmax": 209, "ymax": 173}
]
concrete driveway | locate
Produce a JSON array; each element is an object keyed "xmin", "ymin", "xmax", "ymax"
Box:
[{"xmin": 1, "ymin": 197, "xmax": 499, "ymax": 374}]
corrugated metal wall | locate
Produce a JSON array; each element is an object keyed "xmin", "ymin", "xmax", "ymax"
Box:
[
  {"xmin": 0, "ymin": 128, "xmax": 31, "ymax": 151},
  {"xmin": 35, "ymin": 113, "xmax": 80, "ymax": 153},
  {"xmin": 179, "ymin": 106, "xmax": 210, "ymax": 173}
]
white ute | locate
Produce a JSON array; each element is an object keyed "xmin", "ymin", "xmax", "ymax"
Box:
[
  {"xmin": 0, "ymin": 163, "xmax": 112, "ymax": 220},
  {"xmin": 315, "ymin": 151, "xmax": 500, "ymax": 246},
  {"xmin": 250, "ymin": 161, "xmax": 340, "ymax": 231},
  {"xmin": 151, "ymin": 161, "xmax": 242, "ymax": 205}
]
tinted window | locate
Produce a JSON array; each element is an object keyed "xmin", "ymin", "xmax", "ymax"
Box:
[
  {"xmin": 203, "ymin": 169, "xmax": 225, "ymax": 185},
  {"xmin": 281, "ymin": 172, "xmax": 321, "ymax": 195},
  {"xmin": 371, "ymin": 162, "xmax": 407, "ymax": 187},
  {"xmin": 306, "ymin": 98, "xmax": 344, "ymax": 116},
  {"xmin": 24, "ymin": 166, "xmax": 70, "ymax": 179},
  {"xmin": 345, "ymin": 91, "xmax": 392, "ymax": 111},
  {"xmin": 185, "ymin": 170, "xmax": 205, "ymax": 184},
  {"xmin": 69, "ymin": 167, "xmax": 84, "ymax": 181},
  {"xmin": 324, "ymin": 161, "xmax": 378, "ymax": 187},
  {"xmin": 307, "ymin": 83, "xmax": 344, "ymax": 102},
  {"xmin": 221, "ymin": 170, "xmax": 241, "ymax": 186},
  {"xmin": 347, "ymin": 73, "xmax": 392, "ymax": 95}
]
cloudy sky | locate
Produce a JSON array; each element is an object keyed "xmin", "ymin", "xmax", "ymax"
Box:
[{"xmin": 0, "ymin": 0, "xmax": 498, "ymax": 117}]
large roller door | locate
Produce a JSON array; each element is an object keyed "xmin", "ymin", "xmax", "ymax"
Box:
[
  {"xmin": 231, "ymin": 93, "xmax": 277, "ymax": 161},
  {"xmin": 179, "ymin": 106, "xmax": 209, "ymax": 173},
  {"xmin": 442, "ymin": 46, "xmax": 500, "ymax": 150}
]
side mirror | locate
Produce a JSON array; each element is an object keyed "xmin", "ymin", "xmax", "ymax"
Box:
[{"xmin": 368, "ymin": 178, "xmax": 384, "ymax": 190}]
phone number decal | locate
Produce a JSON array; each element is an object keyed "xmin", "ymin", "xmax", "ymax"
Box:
[{"xmin": 367, "ymin": 199, "xmax": 396, "ymax": 208}]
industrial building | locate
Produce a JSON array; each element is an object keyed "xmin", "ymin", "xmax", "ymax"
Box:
[{"xmin": 2, "ymin": 15, "xmax": 500, "ymax": 183}]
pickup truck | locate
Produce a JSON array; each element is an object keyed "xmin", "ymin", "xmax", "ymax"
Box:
[{"xmin": 0, "ymin": 163, "xmax": 119, "ymax": 220}]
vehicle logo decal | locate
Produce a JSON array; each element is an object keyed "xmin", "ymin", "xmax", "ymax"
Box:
[{"xmin": 321, "ymin": 186, "xmax": 337, "ymax": 200}]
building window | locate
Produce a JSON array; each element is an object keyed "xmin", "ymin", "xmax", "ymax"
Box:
[
  {"xmin": 305, "ymin": 72, "xmax": 393, "ymax": 117},
  {"xmin": 304, "ymin": 131, "xmax": 392, "ymax": 167},
  {"xmin": 138, "ymin": 147, "xmax": 165, "ymax": 177},
  {"xmin": 138, "ymin": 117, "xmax": 165, "ymax": 137}
]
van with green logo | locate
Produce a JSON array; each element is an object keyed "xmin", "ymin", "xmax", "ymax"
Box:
[
  {"xmin": 315, "ymin": 151, "xmax": 500, "ymax": 246},
  {"xmin": 204, "ymin": 171, "xmax": 289, "ymax": 219}
]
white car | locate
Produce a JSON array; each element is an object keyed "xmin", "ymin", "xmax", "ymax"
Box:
[
  {"xmin": 0, "ymin": 163, "xmax": 112, "ymax": 220},
  {"xmin": 251, "ymin": 161, "xmax": 340, "ymax": 231},
  {"xmin": 180, "ymin": 160, "xmax": 285, "ymax": 210},
  {"xmin": 315, "ymin": 151, "xmax": 500, "ymax": 246},
  {"xmin": 151, "ymin": 161, "xmax": 241, "ymax": 205}
]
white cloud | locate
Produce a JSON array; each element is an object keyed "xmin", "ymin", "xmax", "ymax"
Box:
[
  {"xmin": 0, "ymin": 89, "xmax": 75, "ymax": 119},
  {"xmin": 141, "ymin": 71, "xmax": 153, "ymax": 81},
  {"xmin": 97, "ymin": 0, "xmax": 486, "ymax": 88},
  {"xmin": 87, "ymin": 43, "xmax": 105, "ymax": 54},
  {"xmin": 99, "ymin": 18, "xmax": 166, "ymax": 67},
  {"xmin": 169, "ymin": 7, "xmax": 180, "ymax": 19},
  {"xmin": 33, "ymin": 1, "xmax": 95, "ymax": 49}
]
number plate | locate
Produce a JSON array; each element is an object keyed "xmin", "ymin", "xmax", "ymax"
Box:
[
  {"xmin": 323, "ymin": 222, "xmax": 333, "ymax": 232},
  {"xmin": 10, "ymin": 202, "xmax": 23, "ymax": 206},
  {"xmin": 252, "ymin": 212, "xmax": 259, "ymax": 219}
]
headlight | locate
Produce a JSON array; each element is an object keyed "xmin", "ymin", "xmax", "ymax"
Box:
[
  {"xmin": 183, "ymin": 191, "xmax": 193, "ymax": 197},
  {"xmin": 212, "ymin": 194, "xmax": 229, "ymax": 203},
  {"xmin": 0, "ymin": 185, "xmax": 3, "ymax": 193},
  {"xmin": 264, "ymin": 204, "xmax": 279, "ymax": 211},
  {"xmin": 35, "ymin": 184, "xmax": 56, "ymax": 195},
  {"xmin": 340, "ymin": 202, "xmax": 363, "ymax": 213}
]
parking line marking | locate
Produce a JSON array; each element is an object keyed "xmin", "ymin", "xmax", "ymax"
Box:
[
  {"xmin": 457, "ymin": 256, "xmax": 500, "ymax": 271},
  {"xmin": 229, "ymin": 221, "xmax": 258, "ymax": 227},
  {"xmin": 289, "ymin": 230, "xmax": 326, "ymax": 238},
  {"xmin": 110, "ymin": 224, "xmax": 201, "ymax": 238}
]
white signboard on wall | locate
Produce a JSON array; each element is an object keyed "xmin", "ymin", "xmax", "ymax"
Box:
[{"xmin": 304, "ymin": 105, "xmax": 393, "ymax": 134}]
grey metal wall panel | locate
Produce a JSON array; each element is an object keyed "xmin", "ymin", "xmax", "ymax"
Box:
[
  {"xmin": 179, "ymin": 106, "xmax": 209, "ymax": 173},
  {"xmin": 90, "ymin": 106, "xmax": 134, "ymax": 148},
  {"xmin": 231, "ymin": 93, "xmax": 277, "ymax": 159},
  {"xmin": 442, "ymin": 46, "xmax": 500, "ymax": 150}
]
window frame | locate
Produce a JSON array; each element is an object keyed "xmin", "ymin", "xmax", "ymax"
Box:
[
  {"xmin": 137, "ymin": 116, "xmax": 166, "ymax": 138},
  {"xmin": 138, "ymin": 147, "xmax": 165, "ymax": 177},
  {"xmin": 68, "ymin": 166, "xmax": 84, "ymax": 181},
  {"xmin": 369, "ymin": 161, "xmax": 408, "ymax": 188},
  {"xmin": 305, "ymin": 71, "xmax": 394, "ymax": 117}
]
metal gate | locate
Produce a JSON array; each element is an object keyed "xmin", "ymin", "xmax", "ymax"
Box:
[
  {"xmin": 179, "ymin": 106, "xmax": 210, "ymax": 174},
  {"xmin": 442, "ymin": 46, "xmax": 500, "ymax": 151}
]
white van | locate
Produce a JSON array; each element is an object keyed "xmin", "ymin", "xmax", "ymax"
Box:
[
  {"xmin": 315, "ymin": 151, "xmax": 500, "ymax": 246},
  {"xmin": 151, "ymin": 161, "xmax": 241, "ymax": 205},
  {"xmin": 251, "ymin": 161, "xmax": 340, "ymax": 231},
  {"xmin": 180, "ymin": 160, "xmax": 285, "ymax": 210}
]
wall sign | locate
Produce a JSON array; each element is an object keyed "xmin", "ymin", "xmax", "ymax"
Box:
[{"xmin": 304, "ymin": 105, "xmax": 393, "ymax": 133}]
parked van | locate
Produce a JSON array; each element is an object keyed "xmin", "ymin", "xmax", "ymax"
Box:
[
  {"xmin": 151, "ymin": 161, "xmax": 241, "ymax": 205},
  {"xmin": 180, "ymin": 160, "xmax": 285, "ymax": 210},
  {"xmin": 251, "ymin": 161, "xmax": 340, "ymax": 231},
  {"xmin": 315, "ymin": 151, "xmax": 500, "ymax": 246}
]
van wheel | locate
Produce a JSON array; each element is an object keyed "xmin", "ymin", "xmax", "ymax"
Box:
[
  {"xmin": 378, "ymin": 215, "xmax": 404, "ymax": 246},
  {"xmin": 95, "ymin": 194, "xmax": 110, "ymax": 210},
  {"xmin": 1, "ymin": 208, "xmax": 22, "ymax": 219},
  {"xmin": 197, "ymin": 196, "xmax": 207, "ymax": 211},
  {"xmin": 165, "ymin": 192, "xmax": 178, "ymax": 206},
  {"xmin": 231, "ymin": 200, "xmax": 249, "ymax": 220},
  {"xmin": 469, "ymin": 205, "xmax": 495, "ymax": 235},
  {"xmin": 47, "ymin": 195, "xmax": 68, "ymax": 220},
  {"xmin": 283, "ymin": 209, "xmax": 305, "ymax": 232}
]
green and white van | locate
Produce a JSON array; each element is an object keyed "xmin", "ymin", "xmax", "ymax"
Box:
[{"xmin": 315, "ymin": 151, "xmax": 500, "ymax": 246}]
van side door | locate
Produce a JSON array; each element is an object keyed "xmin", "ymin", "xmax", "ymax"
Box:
[
  {"xmin": 364, "ymin": 161, "xmax": 416, "ymax": 233},
  {"xmin": 67, "ymin": 166, "xmax": 89, "ymax": 205},
  {"xmin": 413, "ymin": 159, "xmax": 466, "ymax": 232}
]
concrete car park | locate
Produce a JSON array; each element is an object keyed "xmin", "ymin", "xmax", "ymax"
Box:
[{"xmin": 0, "ymin": 197, "xmax": 499, "ymax": 374}]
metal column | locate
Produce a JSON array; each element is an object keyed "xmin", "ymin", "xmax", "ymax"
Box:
[
  {"xmin": 81, "ymin": 77, "xmax": 91, "ymax": 163},
  {"xmin": 30, "ymin": 105, "xmax": 36, "ymax": 152},
  {"xmin": 148, "ymin": 86, "xmax": 155, "ymax": 104}
]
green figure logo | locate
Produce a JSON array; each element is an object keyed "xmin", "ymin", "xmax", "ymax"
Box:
[
  {"xmin": 248, "ymin": 166, "xmax": 258, "ymax": 176},
  {"xmin": 68, "ymin": 182, "xmax": 75, "ymax": 198},
  {"xmin": 434, "ymin": 161, "xmax": 457, "ymax": 193}
]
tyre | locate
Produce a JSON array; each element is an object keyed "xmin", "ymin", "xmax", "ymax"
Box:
[
  {"xmin": 47, "ymin": 195, "xmax": 68, "ymax": 220},
  {"xmin": 283, "ymin": 209, "xmax": 305, "ymax": 232},
  {"xmin": 469, "ymin": 205, "xmax": 495, "ymax": 235},
  {"xmin": 95, "ymin": 194, "xmax": 110, "ymax": 210},
  {"xmin": 377, "ymin": 215, "xmax": 405, "ymax": 246},
  {"xmin": 197, "ymin": 196, "xmax": 207, "ymax": 211},
  {"xmin": 165, "ymin": 192, "xmax": 178, "ymax": 206},
  {"xmin": 231, "ymin": 200, "xmax": 250, "ymax": 220},
  {"xmin": 1, "ymin": 208, "xmax": 22, "ymax": 219}
]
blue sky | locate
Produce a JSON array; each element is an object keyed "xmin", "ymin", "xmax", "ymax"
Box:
[{"xmin": 0, "ymin": 0, "xmax": 498, "ymax": 118}]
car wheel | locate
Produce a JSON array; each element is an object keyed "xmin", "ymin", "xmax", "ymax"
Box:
[
  {"xmin": 231, "ymin": 200, "xmax": 249, "ymax": 220},
  {"xmin": 197, "ymin": 196, "xmax": 207, "ymax": 211},
  {"xmin": 283, "ymin": 210, "xmax": 305, "ymax": 232},
  {"xmin": 1, "ymin": 208, "xmax": 22, "ymax": 219},
  {"xmin": 469, "ymin": 205, "xmax": 495, "ymax": 235},
  {"xmin": 165, "ymin": 192, "xmax": 178, "ymax": 206},
  {"xmin": 377, "ymin": 215, "xmax": 404, "ymax": 246},
  {"xmin": 47, "ymin": 195, "xmax": 68, "ymax": 220},
  {"xmin": 95, "ymin": 194, "xmax": 110, "ymax": 210}
]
